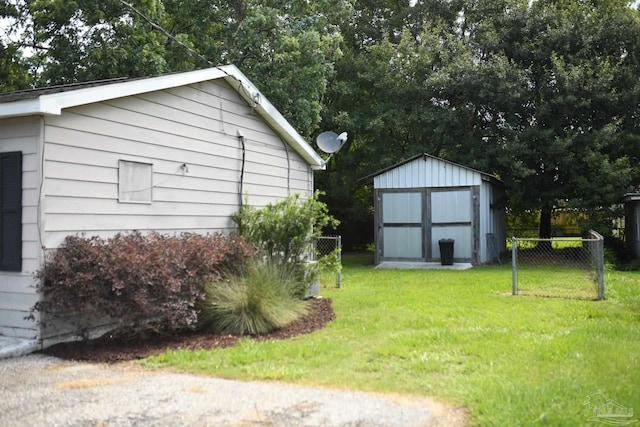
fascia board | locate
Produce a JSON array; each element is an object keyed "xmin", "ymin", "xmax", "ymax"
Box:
[
  {"xmin": 221, "ymin": 66, "xmax": 325, "ymax": 169},
  {"xmin": 41, "ymin": 67, "xmax": 229, "ymax": 115},
  {"xmin": 255, "ymin": 97, "xmax": 325, "ymax": 169},
  {"xmin": 0, "ymin": 64, "xmax": 324, "ymax": 169},
  {"xmin": 0, "ymin": 68, "xmax": 229, "ymax": 119},
  {"xmin": 0, "ymin": 99, "xmax": 45, "ymax": 117}
]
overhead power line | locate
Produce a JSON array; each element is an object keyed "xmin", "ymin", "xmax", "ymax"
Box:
[{"xmin": 118, "ymin": 0, "xmax": 214, "ymax": 66}]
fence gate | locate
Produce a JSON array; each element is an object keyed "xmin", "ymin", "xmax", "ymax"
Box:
[{"xmin": 511, "ymin": 230, "xmax": 604, "ymax": 300}]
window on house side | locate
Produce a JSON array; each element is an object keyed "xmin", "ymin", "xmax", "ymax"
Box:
[{"xmin": 118, "ymin": 160, "xmax": 152, "ymax": 204}]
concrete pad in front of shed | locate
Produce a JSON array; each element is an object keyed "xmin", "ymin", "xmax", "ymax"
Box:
[{"xmin": 376, "ymin": 262, "xmax": 473, "ymax": 270}]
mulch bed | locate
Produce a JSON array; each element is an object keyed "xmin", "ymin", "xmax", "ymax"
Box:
[{"xmin": 40, "ymin": 297, "xmax": 335, "ymax": 364}]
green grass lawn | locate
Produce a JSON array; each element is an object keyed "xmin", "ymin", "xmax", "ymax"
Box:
[
  {"xmin": 143, "ymin": 254, "xmax": 640, "ymax": 426},
  {"xmin": 515, "ymin": 265, "xmax": 600, "ymax": 300}
]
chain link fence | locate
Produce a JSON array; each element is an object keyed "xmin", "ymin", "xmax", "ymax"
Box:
[
  {"xmin": 511, "ymin": 230, "xmax": 604, "ymax": 300},
  {"xmin": 313, "ymin": 236, "xmax": 342, "ymax": 288}
]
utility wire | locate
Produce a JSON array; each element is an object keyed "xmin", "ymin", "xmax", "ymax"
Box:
[
  {"xmin": 118, "ymin": 0, "xmax": 214, "ymax": 66},
  {"xmin": 117, "ymin": 0, "xmax": 258, "ymax": 107}
]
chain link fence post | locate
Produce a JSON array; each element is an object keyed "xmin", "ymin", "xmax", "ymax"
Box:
[
  {"xmin": 512, "ymin": 236, "xmax": 518, "ymax": 296},
  {"xmin": 589, "ymin": 230, "xmax": 605, "ymax": 300},
  {"xmin": 336, "ymin": 236, "xmax": 342, "ymax": 288}
]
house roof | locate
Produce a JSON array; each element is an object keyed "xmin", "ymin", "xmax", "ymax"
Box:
[
  {"xmin": 621, "ymin": 193, "xmax": 640, "ymax": 203},
  {"xmin": 0, "ymin": 65, "xmax": 324, "ymax": 169},
  {"xmin": 360, "ymin": 152, "xmax": 503, "ymax": 186}
]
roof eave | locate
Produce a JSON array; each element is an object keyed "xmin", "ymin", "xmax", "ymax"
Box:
[
  {"xmin": 621, "ymin": 193, "xmax": 640, "ymax": 203},
  {"xmin": 0, "ymin": 69, "xmax": 230, "ymax": 119},
  {"xmin": 220, "ymin": 67, "xmax": 324, "ymax": 169},
  {"xmin": 0, "ymin": 98, "xmax": 57, "ymax": 117},
  {"xmin": 0, "ymin": 64, "xmax": 324, "ymax": 169}
]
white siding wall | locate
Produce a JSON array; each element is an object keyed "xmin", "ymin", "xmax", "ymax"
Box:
[
  {"xmin": 41, "ymin": 80, "xmax": 313, "ymax": 249},
  {"xmin": 374, "ymin": 156, "xmax": 481, "ymax": 189},
  {"xmin": 0, "ymin": 116, "xmax": 41, "ymax": 339}
]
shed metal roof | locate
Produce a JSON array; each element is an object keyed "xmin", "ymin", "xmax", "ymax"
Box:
[
  {"xmin": 361, "ymin": 152, "xmax": 503, "ymax": 186},
  {"xmin": 0, "ymin": 65, "xmax": 324, "ymax": 169}
]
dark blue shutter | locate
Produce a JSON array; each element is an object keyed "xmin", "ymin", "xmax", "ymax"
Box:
[{"xmin": 0, "ymin": 152, "xmax": 22, "ymax": 271}]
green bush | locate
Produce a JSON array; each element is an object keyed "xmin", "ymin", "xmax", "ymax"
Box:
[
  {"xmin": 31, "ymin": 231, "xmax": 253, "ymax": 337},
  {"xmin": 232, "ymin": 191, "xmax": 339, "ymax": 295},
  {"xmin": 233, "ymin": 191, "xmax": 338, "ymax": 263},
  {"xmin": 197, "ymin": 260, "xmax": 309, "ymax": 335}
]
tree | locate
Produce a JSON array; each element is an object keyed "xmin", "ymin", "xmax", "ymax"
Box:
[
  {"xmin": 318, "ymin": 0, "xmax": 640, "ymax": 248},
  {"xmin": 317, "ymin": 1, "xmax": 490, "ymax": 249},
  {"xmin": 3, "ymin": 0, "xmax": 640, "ymax": 246},
  {"xmin": 468, "ymin": 0, "xmax": 640, "ymax": 238},
  {"xmin": 24, "ymin": 0, "xmax": 171, "ymax": 84},
  {"xmin": 0, "ymin": 1, "xmax": 31, "ymax": 91},
  {"xmin": 0, "ymin": 0, "xmax": 348, "ymax": 138},
  {"xmin": 222, "ymin": 0, "xmax": 350, "ymax": 138}
]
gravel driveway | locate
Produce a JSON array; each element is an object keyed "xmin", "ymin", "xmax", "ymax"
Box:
[{"xmin": 0, "ymin": 354, "xmax": 466, "ymax": 427}]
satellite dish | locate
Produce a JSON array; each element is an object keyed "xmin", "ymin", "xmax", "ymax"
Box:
[
  {"xmin": 316, "ymin": 131, "xmax": 344, "ymax": 154},
  {"xmin": 316, "ymin": 131, "xmax": 348, "ymax": 167}
]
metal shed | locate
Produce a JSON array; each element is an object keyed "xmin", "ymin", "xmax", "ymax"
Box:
[
  {"xmin": 368, "ymin": 153, "xmax": 506, "ymax": 265},
  {"xmin": 622, "ymin": 193, "xmax": 640, "ymax": 257}
]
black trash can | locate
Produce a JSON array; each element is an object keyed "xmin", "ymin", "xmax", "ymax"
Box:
[{"xmin": 439, "ymin": 239, "xmax": 455, "ymax": 265}]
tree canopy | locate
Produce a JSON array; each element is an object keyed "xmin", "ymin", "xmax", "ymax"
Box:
[
  {"xmin": 319, "ymin": 0, "xmax": 640, "ymax": 246},
  {"xmin": 2, "ymin": 0, "xmax": 639, "ymax": 247},
  {"xmin": 1, "ymin": 0, "xmax": 348, "ymax": 138}
]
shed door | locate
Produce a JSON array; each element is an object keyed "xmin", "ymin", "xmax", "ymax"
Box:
[
  {"xmin": 431, "ymin": 189, "xmax": 473, "ymax": 261},
  {"xmin": 380, "ymin": 192, "xmax": 423, "ymax": 259}
]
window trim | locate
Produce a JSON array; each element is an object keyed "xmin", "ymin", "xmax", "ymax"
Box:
[{"xmin": 118, "ymin": 160, "xmax": 153, "ymax": 204}]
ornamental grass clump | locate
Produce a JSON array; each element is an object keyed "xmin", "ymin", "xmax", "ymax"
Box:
[
  {"xmin": 198, "ymin": 260, "xmax": 309, "ymax": 335},
  {"xmin": 232, "ymin": 191, "xmax": 339, "ymax": 298}
]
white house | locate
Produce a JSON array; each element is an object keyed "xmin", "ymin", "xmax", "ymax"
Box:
[
  {"xmin": 0, "ymin": 65, "xmax": 324, "ymax": 345},
  {"xmin": 366, "ymin": 153, "xmax": 506, "ymax": 265}
]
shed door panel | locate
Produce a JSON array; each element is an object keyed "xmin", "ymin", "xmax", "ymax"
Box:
[
  {"xmin": 383, "ymin": 227, "xmax": 422, "ymax": 258},
  {"xmin": 431, "ymin": 190, "xmax": 471, "ymax": 222},
  {"xmin": 431, "ymin": 189, "xmax": 473, "ymax": 261},
  {"xmin": 382, "ymin": 192, "xmax": 422, "ymax": 223},
  {"xmin": 381, "ymin": 192, "xmax": 423, "ymax": 259},
  {"xmin": 431, "ymin": 226, "xmax": 472, "ymax": 259}
]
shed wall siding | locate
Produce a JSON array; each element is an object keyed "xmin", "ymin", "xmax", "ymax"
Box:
[
  {"xmin": 372, "ymin": 154, "xmax": 506, "ymax": 265},
  {"xmin": 478, "ymin": 181, "xmax": 506, "ymax": 263},
  {"xmin": 41, "ymin": 80, "xmax": 312, "ymax": 250},
  {"xmin": 624, "ymin": 201, "xmax": 640, "ymax": 257},
  {"xmin": 374, "ymin": 156, "xmax": 482, "ymax": 189},
  {"xmin": 0, "ymin": 116, "xmax": 41, "ymax": 339}
]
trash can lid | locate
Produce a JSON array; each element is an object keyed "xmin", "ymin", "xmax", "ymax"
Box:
[{"xmin": 439, "ymin": 238, "xmax": 455, "ymax": 242}]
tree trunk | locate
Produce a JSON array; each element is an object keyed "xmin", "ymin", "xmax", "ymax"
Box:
[
  {"xmin": 537, "ymin": 205, "xmax": 553, "ymax": 251},
  {"xmin": 539, "ymin": 205, "xmax": 552, "ymax": 239}
]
